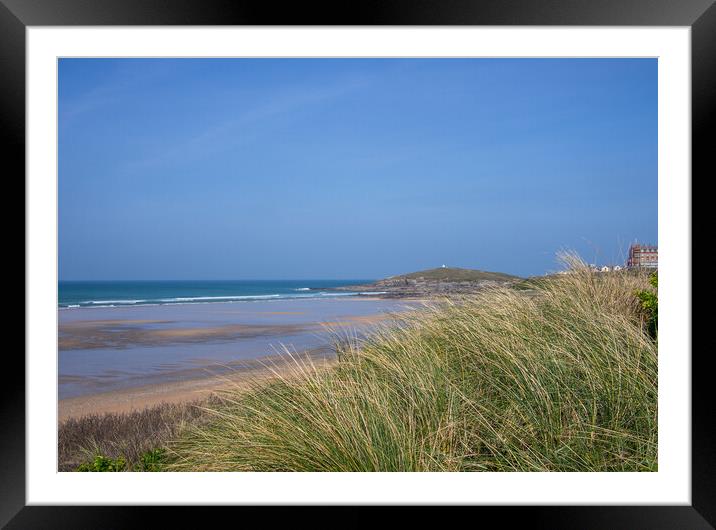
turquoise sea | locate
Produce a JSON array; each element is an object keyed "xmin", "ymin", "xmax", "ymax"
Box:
[{"xmin": 58, "ymin": 279, "xmax": 375, "ymax": 308}]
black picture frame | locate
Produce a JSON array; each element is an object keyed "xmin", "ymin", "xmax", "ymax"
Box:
[{"xmin": 4, "ymin": 0, "xmax": 710, "ymax": 525}]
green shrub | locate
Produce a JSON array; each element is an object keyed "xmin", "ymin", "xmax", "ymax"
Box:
[
  {"xmin": 75, "ymin": 448, "xmax": 166, "ymax": 472},
  {"xmin": 636, "ymin": 271, "xmax": 658, "ymax": 339},
  {"xmin": 76, "ymin": 455, "xmax": 126, "ymax": 472},
  {"xmin": 136, "ymin": 448, "xmax": 166, "ymax": 471}
]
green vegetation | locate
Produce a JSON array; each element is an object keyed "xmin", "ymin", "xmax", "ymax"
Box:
[
  {"xmin": 166, "ymin": 253, "xmax": 657, "ymax": 472},
  {"xmin": 392, "ymin": 267, "xmax": 520, "ymax": 283},
  {"xmin": 636, "ymin": 271, "xmax": 658, "ymax": 339},
  {"xmin": 77, "ymin": 454, "xmax": 127, "ymax": 472},
  {"xmin": 136, "ymin": 448, "xmax": 167, "ymax": 471},
  {"xmin": 75, "ymin": 448, "xmax": 167, "ymax": 472}
]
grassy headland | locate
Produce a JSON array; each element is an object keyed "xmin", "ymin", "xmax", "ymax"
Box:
[
  {"xmin": 164, "ymin": 254, "xmax": 657, "ymax": 472},
  {"xmin": 393, "ymin": 266, "xmax": 519, "ymax": 282},
  {"xmin": 330, "ymin": 266, "xmax": 521, "ymax": 298}
]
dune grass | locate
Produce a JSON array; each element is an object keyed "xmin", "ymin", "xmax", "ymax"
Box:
[
  {"xmin": 166, "ymin": 254, "xmax": 658, "ymax": 472},
  {"xmin": 59, "ymin": 399, "xmax": 214, "ymax": 471}
]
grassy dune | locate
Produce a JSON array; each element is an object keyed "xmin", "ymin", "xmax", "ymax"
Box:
[
  {"xmin": 166, "ymin": 254, "xmax": 658, "ymax": 472},
  {"xmin": 59, "ymin": 400, "xmax": 213, "ymax": 471}
]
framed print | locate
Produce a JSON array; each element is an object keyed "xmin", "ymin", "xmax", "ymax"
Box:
[{"xmin": 4, "ymin": 0, "xmax": 712, "ymax": 525}]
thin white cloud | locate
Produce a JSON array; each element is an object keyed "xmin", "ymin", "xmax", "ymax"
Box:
[
  {"xmin": 125, "ymin": 75, "xmax": 372, "ymax": 172},
  {"xmin": 59, "ymin": 61, "xmax": 180, "ymax": 125}
]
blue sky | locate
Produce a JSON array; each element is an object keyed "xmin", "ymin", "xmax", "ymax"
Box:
[{"xmin": 59, "ymin": 58, "xmax": 657, "ymax": 280}]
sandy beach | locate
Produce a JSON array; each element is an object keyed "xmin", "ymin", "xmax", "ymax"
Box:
[
  {"xmin": 58, "ymin": 297, "xmax": 419, "ymax": 421},
  {"xmin": 58, "ymin": 350, "xmax": 337, "ymax": 421}
]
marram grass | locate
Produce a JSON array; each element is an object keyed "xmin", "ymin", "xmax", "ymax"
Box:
[{"xmin": 166, "ymin": 254, "xmax": 657, "ymax": 472}]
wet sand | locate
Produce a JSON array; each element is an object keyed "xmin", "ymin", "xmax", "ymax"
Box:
[
  {"xmin": 58, "ymin": 350, "xmax": 336, "ymax": 422},
  {"xmin": 58, "ymin": 297, "xmax": 421, "ymax": 416},
  {"xmin": 59, "ymin": 320, "xmax": 313, "ymax": 350}
]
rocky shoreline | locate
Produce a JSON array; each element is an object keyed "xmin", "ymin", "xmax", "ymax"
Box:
[{"xmin": 313, "ymin": 267, "xmax": 521, "ymax": 299}]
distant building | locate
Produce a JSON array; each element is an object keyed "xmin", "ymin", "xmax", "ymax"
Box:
[
  {"xmin": 600, "ymin": 266, "xmax": 611, "ymax": 273},
  {"xmin": 627, "ymin": 244, "xmax": 658, "ymax": 269}
]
